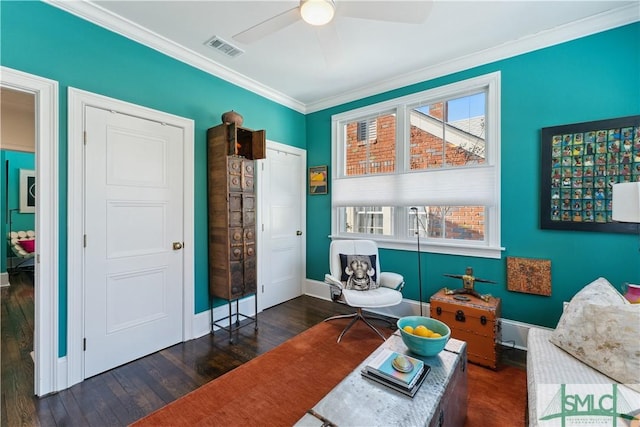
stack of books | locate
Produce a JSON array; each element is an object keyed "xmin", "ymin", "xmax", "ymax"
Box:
[{"xmin": 361, "ymin": 348, "xmax": 430, "ymax": 397}]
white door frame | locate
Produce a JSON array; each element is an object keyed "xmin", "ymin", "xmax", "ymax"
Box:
[
  {"xmin": 1, "ymin": 66, "xmax": 59, "ymax": 396},
  {"xmin": 67, "ymin": 88, "xmax": 194, "ymax": 388},
  {"xmin": 256, "ymin": 140, "xmax": 307, "ymax": 312}
]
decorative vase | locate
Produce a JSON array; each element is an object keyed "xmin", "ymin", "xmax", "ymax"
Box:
[
  {"xmin": 621, "ymin": 283, "xmax": 640, "ymax": 304},
  {"xmin": 221, "ymin": 110, "xmax": 243, "ymax": 127}
]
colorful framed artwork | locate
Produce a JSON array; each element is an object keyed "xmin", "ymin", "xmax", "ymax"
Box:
[
  {"xmin": 506, "ymin": 257, "xmax": 551, "ymax": 296},
  {"xmin": 309, "ymin": 165, "xmax": 328, "ymax": 195},
  {"xmin": 540, "ymin": 115, "xmax": 640, "ymax": 233}
]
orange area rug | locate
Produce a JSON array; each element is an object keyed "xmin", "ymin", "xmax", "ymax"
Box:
[{"xmin": 132, "ymin": 321, "xmax": 527, "ymax": 426}]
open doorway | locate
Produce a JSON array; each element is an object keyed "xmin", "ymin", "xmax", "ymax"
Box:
[
  {"xmin": 1, "ymin": 66, "xmax": 59, "ymax": 397},
  {"xmin": 1, "ymin": 87, "xmax": 37, "ymax": 404},
  {"xmin": 2, "ymin": 88, "xmax": 36, "ymax": 278}
]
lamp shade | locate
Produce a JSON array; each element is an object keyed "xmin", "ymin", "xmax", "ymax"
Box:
[{"xmin": 612, "ymin": 182, "xmax": 640, "ymax": 223}]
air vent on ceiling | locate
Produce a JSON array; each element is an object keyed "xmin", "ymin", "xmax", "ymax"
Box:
[{"xmin": 205, "ymin": 36, "xmax": 244, "ymax": 58}]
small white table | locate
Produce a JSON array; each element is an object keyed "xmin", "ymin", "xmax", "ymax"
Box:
[{"xmin": 295, "ymin": 331, "xmax": 468, "ymax": 426}]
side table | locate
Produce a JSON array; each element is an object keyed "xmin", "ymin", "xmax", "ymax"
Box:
[{"xmin": 430, "ymin": 289, "xmax": 501, "ymax": 369}]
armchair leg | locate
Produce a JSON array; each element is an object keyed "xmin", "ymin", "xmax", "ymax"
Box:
[{"xmin": 324, "ymin": 308, "xmax": 388, "ymax": 343}]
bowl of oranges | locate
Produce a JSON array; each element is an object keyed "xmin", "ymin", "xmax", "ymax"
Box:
[{"xmin": 397, "ymin": 316, "xmax": 451, "ymax": 357}]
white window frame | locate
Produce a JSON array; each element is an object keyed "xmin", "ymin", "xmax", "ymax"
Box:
[{"xmin": 330, "ymin": 72, "xmax": 504, "ymax": 259}]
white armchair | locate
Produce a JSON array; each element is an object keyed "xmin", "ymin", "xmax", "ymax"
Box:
[{"xmin": 324, "ymin": 239, "xmax": 404, "ymax": 342}]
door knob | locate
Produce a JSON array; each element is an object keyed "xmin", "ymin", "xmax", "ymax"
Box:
[
  {"xmin": 296, "ymin": 230, "xmax": 302, "ymax": 236},
  {"xmin": 173, "ymin": 242, "xmax": 183, "ymax": 250}
]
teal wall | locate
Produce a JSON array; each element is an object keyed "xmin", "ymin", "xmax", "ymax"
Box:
[
  {"xmin": 1, "ymin": 1, "xmax": 306, "ymax": 357},
  {"xmin": 306, "ymin": 22, "xmax": 640, "ymax": 328},
  {"xmin": 1, "ymin": 151, "xmax": 36, "ymax": 272},
  {"xmin": 2, "ymin": 0, "xmax": 638, "ymax": 360}
]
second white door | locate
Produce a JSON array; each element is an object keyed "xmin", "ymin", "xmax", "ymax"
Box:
[
  {"xmin": 83, "ymin": 106, "xmax": 184, "ymax": 378},
  {"xmin": 258, "ymin": 143, "xmax": 305, "ymax": 310}
]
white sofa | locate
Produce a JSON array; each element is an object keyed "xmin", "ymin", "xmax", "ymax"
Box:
[{"xmin": 527, "ymin": 327, "xmax": 640, "ymax": 426}]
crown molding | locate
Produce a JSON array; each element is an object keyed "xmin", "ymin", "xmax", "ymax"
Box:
[
  {"xmin": 45, "ymin": 1, "xmax": 637, "ymax": 115},
  {"xmin": 306, "ymin": 3, "xmax": 639, "ymax": 113},
  {"xmin": 44, "ymin": 0, "xmax": 307, "ymax": 113}
]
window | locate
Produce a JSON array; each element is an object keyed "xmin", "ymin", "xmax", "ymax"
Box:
[{"xmin": 331, "ymin": 72, "xmax": 502, "ymax": 258}]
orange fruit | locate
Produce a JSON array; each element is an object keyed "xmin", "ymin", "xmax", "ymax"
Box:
[
  {"xmin": 413, "ymin": 325, "xmax": 432, "ymax": 337},
  {"xmin": 431, "ymin": 332, "xmax": 442, "ymax": 338},
  {"xmin": 402, "ymin": 325, "xmax": 414, "ymax": 334}
]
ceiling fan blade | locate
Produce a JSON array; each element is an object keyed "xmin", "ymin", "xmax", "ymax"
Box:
[
  {"xmin": 233, "ymin": 6, "xmax": 301, "ymax": 44},
  {"xmin": 315, "ymin": 23, "xmax": 343, "ymax": 68},
  {"xmin": 338, "ymin": 1, "xmax": 433, "ymax": 24}
]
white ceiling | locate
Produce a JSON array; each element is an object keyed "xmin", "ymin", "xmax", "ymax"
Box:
[{"xmin": 49, "ymin": 1, "xmax": 638, "ymax": 113}]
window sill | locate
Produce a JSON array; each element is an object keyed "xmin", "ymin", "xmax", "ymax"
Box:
[{"xmin": 329, "ymin": 235, "xmax": 505, "ymax": 259}]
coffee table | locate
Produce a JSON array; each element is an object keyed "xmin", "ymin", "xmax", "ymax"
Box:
[{"xmin": 295, "ymin": 331, "xmax": 467, "ymax": 426}]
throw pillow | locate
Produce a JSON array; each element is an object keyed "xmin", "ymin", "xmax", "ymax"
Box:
[
  {"xmin": 19, "ymin": 239, "xmax": 35, "ymax": 253},
  {"xmin": 549, "ymin": 277, "xmax": 640, "ymax": 392},
  {"xmin": 339, "ymin": 254, "xmax": 378, "ymax": 290}
]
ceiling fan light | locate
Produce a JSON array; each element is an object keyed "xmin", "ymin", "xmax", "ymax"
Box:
[{"xmin": 300, "ymin": 0, "xmax": 335, "ymax": 26}]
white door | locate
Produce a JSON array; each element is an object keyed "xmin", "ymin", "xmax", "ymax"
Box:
[
  {"xmin": 83, "ymin": 106, "xmax": 184, "ymax": 378},
  {"xmin": 258, "ymin": 143, "xmax": 306, "ymax": 310}
]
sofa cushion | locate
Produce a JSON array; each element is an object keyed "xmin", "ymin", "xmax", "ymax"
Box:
[
  {"xmin": 549, "ymin": 277, "xmax": 640, "ymax": 392},
  {"xmin": 19, "ymin": 239, "xmax": 35, "ymax": 253}
]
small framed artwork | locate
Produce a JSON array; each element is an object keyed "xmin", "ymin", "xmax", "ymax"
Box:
[
  {"xmin": 540, "ymin": 115, "xmax": 640, "ymax": 233},
  {"xmin": 506, "ymin": 257, "xmax": 551, "ymax": 296},
  {"xmin": 309, "ymin": 165, "xmax": 328, "ymax": 195},
  {"xmin": 19, "ymin": 169, "xmax": 36, "ymax": 213}
]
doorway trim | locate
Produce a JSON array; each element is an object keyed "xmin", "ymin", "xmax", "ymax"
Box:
[
  {"xmin": 67, "ymin": 88, "xmax": 195, "ymax": 387},
  {"xmin": 1, "ymin": 66, "xmax": 59, "ymax": 396}
]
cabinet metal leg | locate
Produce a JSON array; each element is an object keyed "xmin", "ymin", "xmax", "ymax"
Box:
[{"xmin": 210, "ymin": 295, "xmax": 259, "ymax": 344}]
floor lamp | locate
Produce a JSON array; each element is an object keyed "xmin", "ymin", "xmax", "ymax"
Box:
[{"xmin": 411, "ymin": 207, "xmax": 424, "ymax": 316}]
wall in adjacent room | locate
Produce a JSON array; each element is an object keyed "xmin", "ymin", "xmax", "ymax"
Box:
[
  {"xmin": 0, "ymin": 0, "xmax": 306, "ymax": 356},
  {"xmin": 306, "ymin": 22, "xmax": 640, "ymax": 328},
  {"xmin": 2, "ymin": 150, "xmax": 36, "ymax": 272}
]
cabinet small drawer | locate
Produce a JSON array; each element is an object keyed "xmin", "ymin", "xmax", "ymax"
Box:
[
  {"xmin": 245, "ymin": 242, "xmax": 256, "ymax": 258},
  {"xmin": 228, "ymin": 157, "xmax": 243, "ymax": 174},
  {"xmin": 229, "ymin": 175, "xmax": 242, "ymax": 192},
  {"xmin": 243, "ymin": 210, "xmax": 255, "ymax": 227},
  {"xmin": 229, "ymin": 228, "xmax": 244, "ymax": 244},
  {"xmin": 230, "ymin": 246, "xmax": 243, "ymax": 261},
  {"xmin": 242, "ymin": 175, "xmax": 254, "ymax": 191},
  {"xmin": 243, "ymin": 161, "xmax": 254, "ymax": 177},
  {"xmin": 243, "ymin": 195, "xmax": 255, "ymax": 210}
]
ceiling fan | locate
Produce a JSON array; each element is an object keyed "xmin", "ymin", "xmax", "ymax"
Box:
[{"xmin": 232, "ymin": 0, "xmax": 433, "ymax": 45}]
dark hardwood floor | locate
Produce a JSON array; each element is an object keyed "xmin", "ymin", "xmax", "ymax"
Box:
[
  {"xmin": 2, "ymin": 272, "xmax": 526, "ymax": 427},
  {"xmin": 1, "ymin": 272, "xmax": 357, "ymax": 426}
]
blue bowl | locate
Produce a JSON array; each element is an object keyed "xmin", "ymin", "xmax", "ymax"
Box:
[{"xmin": 397, "ymin": 316, "xmax": 451, "ymax": 357}]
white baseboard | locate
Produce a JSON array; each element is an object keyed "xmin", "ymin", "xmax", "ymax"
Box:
[
  {"xmin": 0, "ymin": 272, "xmax": 9, "ymax": 287},
  {"xmin": 192, "ymin": 296, "xmax": 258, "ymax": 339},
  {"xmin": 304, "ymin": 278, "xmax": 548, "ymax": 351}
]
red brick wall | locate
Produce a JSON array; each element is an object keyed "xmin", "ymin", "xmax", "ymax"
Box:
[
  {"xmin": 345, "ymin": 114, "xmax": 396, "ymax": 175},
  {"xmin": 344, "ymin": 110, "xmax": 485, "ymax": 240}
]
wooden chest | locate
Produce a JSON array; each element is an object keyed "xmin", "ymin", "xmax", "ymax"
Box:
[{"xmin": 430, "ymin": 289, "xmax": 501, "ymax": 369}]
